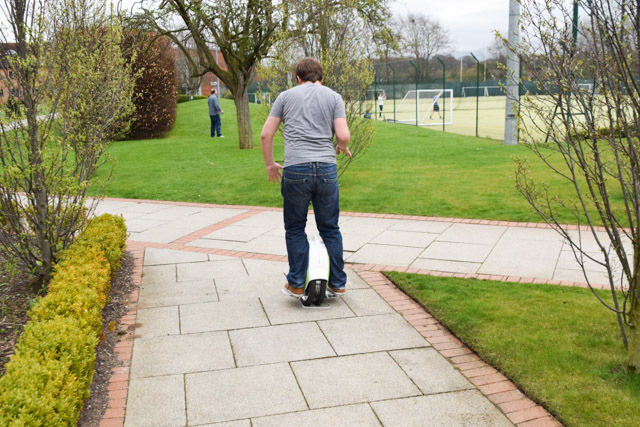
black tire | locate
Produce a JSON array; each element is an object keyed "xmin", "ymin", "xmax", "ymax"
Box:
[
  {"xmin": 313, "ymin": 280, "xmax": 327, "ymax": 306},
  {"xmin": 301, "ymin": 282, "xmax": 316, "ymax": 307}
]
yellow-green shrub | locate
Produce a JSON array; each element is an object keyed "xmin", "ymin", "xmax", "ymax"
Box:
[{"xmin": 0, "ymin": 214, "xmax": 127, "ymax": 426}]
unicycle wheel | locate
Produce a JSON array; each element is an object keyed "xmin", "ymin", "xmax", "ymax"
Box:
[{"xmin": 301, "ymin": 279, "xmax": 327, "ymax": 307}]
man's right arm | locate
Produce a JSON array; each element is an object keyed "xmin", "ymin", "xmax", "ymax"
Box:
[
  {"xmin": 261, "ymin": 115, "xmax": 284, "ymax": 183},
  {"xmin": 334, "ymin": 117, "xmax": 352, "ymax": 158}
]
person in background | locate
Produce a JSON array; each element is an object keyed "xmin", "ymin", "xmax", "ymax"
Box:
[{"xmin": 208, "ymin": 88, "xmax": 224, "ymax": 138}]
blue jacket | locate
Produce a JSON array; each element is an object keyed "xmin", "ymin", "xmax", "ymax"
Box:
[{"xmin": 208, "ymin": 94, "xmax": 222, "ymax": 116}]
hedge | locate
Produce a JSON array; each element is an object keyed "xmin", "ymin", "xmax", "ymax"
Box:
[{"xmin": 0, "ymin": 214, "xmax": 127, "ymax": 426}]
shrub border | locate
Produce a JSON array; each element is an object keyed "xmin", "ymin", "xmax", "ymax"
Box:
[{"xmin": 0, "ymin": 214, "xmax": 127, "ymax": 425}]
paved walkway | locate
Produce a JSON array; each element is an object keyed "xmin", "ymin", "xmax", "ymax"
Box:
[{"xmin": 95, "ymin": 197, "xmax": 593, "ymax": 427}]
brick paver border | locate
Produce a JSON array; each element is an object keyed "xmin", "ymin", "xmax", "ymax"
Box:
[{"xmin": 97, "ymin": 199, "xmax": 579, "ymax": 426}]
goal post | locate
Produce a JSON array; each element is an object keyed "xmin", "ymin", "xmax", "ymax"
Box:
[
  {"xmin": 461, "ymin": 86, "xmax": 503, "ymax": 97},
  {"xmin": 393, "ymin": 89, "xmax": 453, "ymax": 126}
]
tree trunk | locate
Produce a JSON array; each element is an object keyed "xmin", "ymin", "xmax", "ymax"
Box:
[
  {"xmin": 627, "ymin": 287, "xmax": 640, "ymax": 372},
  {"xmin": 234, "ymin": 84, "xmax": 253, "ymax": 150}
]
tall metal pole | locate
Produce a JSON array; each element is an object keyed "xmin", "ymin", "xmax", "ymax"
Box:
[
  {"xmin": 504, "ymin": 0, "xmax": 521, "ymax": 145},
  {"xmin": 437, "ymin": 57, "xmax": 446, "ymax": 132},
  {"xmin": 470, "ymin": 52, "xmax": 480, "ymax": 138},
  {"xmin": 387, "ymin": 64, "xmax": 396, "ymax": 123}
]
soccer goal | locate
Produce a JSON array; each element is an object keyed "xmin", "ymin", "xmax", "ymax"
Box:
[
  {"xmin": 394, "ymin": 89, "xmax": 453, "ymax": 126},
  {"xmin": 461, "ymin": 86, "xmax": 503, "ymax": 97},
  {"xmin": 577, "ymin": 83, "xmax": 594, "ymax": 93}
]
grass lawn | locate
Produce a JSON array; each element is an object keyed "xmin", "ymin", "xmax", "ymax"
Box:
[
  {"xmin": 94, "ymin": 98, "xmax": 621, "ymax": 224},
  {"xmin": 385, "ymin": 272, "xmax": 640, "ymax": 427}
]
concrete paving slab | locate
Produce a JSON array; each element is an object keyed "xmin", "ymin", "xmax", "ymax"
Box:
[
  {"xmin": 132, "ymin": 225, "xmax": 196, "ymax": 244},
  {"xmin": 341, "ymin": 288, "xmax": 395, "ymax": 316},
  {"xmin": 339, "ymin": 216, "xmax": 399, "ymax": 234},
  {"xmin": 556, "ymin": 250, "xmax": 607, "ymax": 272},
  {"xmin": 198, "ymin": 421, "xmax": 251, "ymax": 427},
  {"xmin": 419, "ymin": 241, "xmax": 493, "ymax": 263},
  {"xmin": 234, "ymin": 235, "xmax": 288, "ymax": 256},
  {"xmin": 139, "ymin": 279, "xmax": 218, "ymax": 308},
  {"xmin": 134, "ymin": 306, "xmax": 179, "ymax": 339},
  {"xmin": 242, "ymin": 259, "xmax": 289, "ymax": 277},
  {"xmin": 370, "ymin": 390, "xmax": 513, "ymax": 427},
  {"xmin": 142, "ymin": 205, "xmax": 203, "ymax": 221},
  {"xmin": 187, "ymin": 238, "xmax": 244, "ymax": 250},
  {"xmin": 502, "ymin": 226, "xmax": 563, "ymax": 242},
  {"xmin": 389, "ymin": 348, "xmax": 473, "ymax": 394},
  {"xmin": 553, "ymin": 268, "xmax": 612, "ymax": 285},
  {"xmin": 317, "ymin": 314, "xmax": 428, "ymax": 355},
  {"xmin": 437, "ymin": 223, "xmax": 507, "ymax": 245},
  {"xmin": 203, "ymin": 225, "xmax": 268, "ymax": 242},
  {"xmin": 177, "ymin": 259, "xmax": 248, "ymax": 282},
  {"xmin": 229, "ymin": 322, "xmax": 335, "ymax": 366},
  {"xmin": 291, "ymin": 352, "xmax": 420, "ymax": 409},
  {"xmin": 118, "ymin": 202, "xmax": 172, "ymax": 214},
  {"xmin": 124, "ymin": 218, "xmax": 168, "ymax": 233},
  {"xmin": 143, "ymin": 247, "xmax": 208, "ymax": 266},
  {"xmin": 185, "ymin": 363, "xmax": 307, "ymax": 424},
  {"xmin": 342, "ymin": 233, "xmax": 378, "ymax": 252},
  {"xmin": 233, "ymin": 211, "xmax": 283, "ymax": 228},
  {"xmin": 344, "ymin": 269, "xmax": 371, "ymax": 289},
  {"xmin": 478, "ymin": 237, "xmax": 563, "ymax": 279},
  {"xmin": 259, "ymin": 294, "xmax": 355, "ymax": 325},
  {"xmin": 180, "ymin": 299, "xmax": 269, "ymax": 333},
  {"xmin": 125, "ymin": 374, "xmax": 185, "ymax": 427},
  {"xmin": 390, "ymin": 219, "xmax": 452, "ymax": 234},
  {"xmin": 409, "ymin": 258, "xmax": 481, "ymax": 274},
  {"xmin": 371, "ymin": 230, "xmax": 437, "ymax": 248},
  {"xmin": 163, "ymin": 208, "xmax": 249, "ymax": 230},
  {"xmin": 214, "ymin": 275, "xmax": 284, "ymax": 300},
  {"xmin": 347, "ymin": 244, "xmax": 423, "ymax": 267},
  {"xmin": 252, "ymin": 403, "xmax": 381, "ymax": 427},
  {"xmin": 130, "ymin": 331, "xmax": 234, "ymax": 378},
  {"xmin": 141, "ymin": 264, "xmax": 177, "ymax": 285}
]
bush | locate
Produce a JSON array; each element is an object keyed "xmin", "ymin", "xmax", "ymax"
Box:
[
  {"xmin": 177, "ymin": 94, "xmax": 190, "ymax": 103},
  {"xmin": 123, "ymin": 32, "xmax": 178, "ymax": 139},
  {"xmin": 0, "ymin": 214, "xmax": 127, "ymax": 426}
]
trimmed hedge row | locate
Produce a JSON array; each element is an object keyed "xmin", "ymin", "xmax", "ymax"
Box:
[{"xmin": 0, "ymin": 214, "xmax": 127, "ymax": 426}]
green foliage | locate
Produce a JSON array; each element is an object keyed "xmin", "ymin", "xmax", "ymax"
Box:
[
  {"xmin": 0, "ymin": 214, "xmax": 127, "ymax": 426},
  {"xmin": 177, "ymin": 94, "xmax": 190, "ymax": 103},
  {"xmin": 387, "ymin": 272, "xmax": 640, "ymax": 427},
  {"xmin": 122, "ymin": 31, "xmax": 178, "ymax": 139}
]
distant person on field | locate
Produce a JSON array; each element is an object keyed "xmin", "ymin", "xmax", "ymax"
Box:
[
  {"xmin": 261, "ymin": 57, "xmax": 351, "ymax": 298},
  {"xmin": 429, "ymin": 93, "xmax": 442, "ymax": 120},
  {"xmin": 208, "ymin": 88, "xmax": 224, "ymax": 138},
  {"xmin": 377, "ymin": 92, "xmax": 386, "ymax": 117}
]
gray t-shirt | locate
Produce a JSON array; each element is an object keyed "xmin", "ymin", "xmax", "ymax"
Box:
[{"xmin": 269, "ymin": 83, "xmax": 346, "ymax": 167}]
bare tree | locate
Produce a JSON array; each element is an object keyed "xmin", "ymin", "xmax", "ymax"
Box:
[
  {"xmin": 136, "ymin": 0, "xmax": 282, "ymax": 149},
  {"xmin": 175, "ymin": 35, "xmax": 203, "ymax": 95},
  {"xmin": 505, "ymin": 0, "xmax": 640, "ymax": 371},
  {"xmin": 0, "ymin": 0, "xmax": 135, "ymax": 285},
  {"xmin": 395, "ymin": 12, "xmax": 450, "ymax": 81}
]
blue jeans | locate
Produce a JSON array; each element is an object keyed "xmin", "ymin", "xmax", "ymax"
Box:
[
  {"xmin": 281, "ymin": 162, "xmax": 346, "ymax": 290},
  {"xmin": 210, "ymin": 114, "xmax": 221, "ymax": 137}
]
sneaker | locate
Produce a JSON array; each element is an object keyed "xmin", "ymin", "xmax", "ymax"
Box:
[
  {"xmin": 282, "ymin": 283, "xmax": 303, "ymax": 298},
  {"xmin": 326, "ymin": 286, "xmax": 346, "ymax": 298},
  {"xmin": 218, "ymin": 135, "xmax": 225, "ymax": 138}
]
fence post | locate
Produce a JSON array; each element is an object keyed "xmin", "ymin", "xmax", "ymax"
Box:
[
  {"xmin": 437, "ymin": 57, "xmax": 446, "ymax": 132},
  {"xmin": 387, "ymin": 63, "xmax": 396, "ymax": 123},
  {"xmin": 410, "ymin": 60, "xmax": 418, "ymax": 126},
  {"xmin": 470, "ymin": 52, "xmax": 480, "ymax": 137}
]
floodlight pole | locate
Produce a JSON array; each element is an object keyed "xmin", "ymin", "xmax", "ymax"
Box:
[
  {"xmin": 470, "ymin": 52, "xmax": 480, "ymax": 137},
  {"xmin": 374, "ymin": 71, "xmax": 378, "ymax": 121},
  {"xmin": 437, "ymin": 57, "xmax": 446, "ymax": 132},
  {"xmin": 387, "ymin": 63, "xmax": 396, "ymax": 123},
  {"xmin": 410, "ymin": 60, "xmax": 419, "ymax": 126},
  {"xmin": 504, "ymin": 0, "xmax": 521, "ymax": 145}
]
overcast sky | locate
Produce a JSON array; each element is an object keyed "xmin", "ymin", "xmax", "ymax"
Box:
[{"xmin": 389, "ymin": 0, "xmax": 509, "ymax": 57}]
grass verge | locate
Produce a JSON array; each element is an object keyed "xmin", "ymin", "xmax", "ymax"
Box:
[
  {"xmin": 94, "ymin": 99, "xmax": 621, "ymax": 225},
  {"xmin": 385, "ymin": 272, "xmax": 640, "ymax": 427}
]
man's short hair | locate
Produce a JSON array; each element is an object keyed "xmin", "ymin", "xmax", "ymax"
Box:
[
  {"xmin": 211, "ymin": 88, "xmax": 216, "ymax": 94},
  {"xmin": 295, "ymin": 58, "xmax": 323, "ymax": 83}
]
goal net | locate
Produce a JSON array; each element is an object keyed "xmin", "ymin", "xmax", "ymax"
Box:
[
  {"xmin": 394, "ymin": 89, "xmax": 453, "ymax": 126},
  {"xmin": 461, "ymin": 86, "xmax": 503, "ymax": 97}
]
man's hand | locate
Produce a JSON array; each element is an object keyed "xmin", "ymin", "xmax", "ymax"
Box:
[
  {"xmin": 336, "ymin": 144, "xmax": 352, "ymax": 158},
  {"xmin": 221, "ymin": 110, "xmax": 224, "ymax": 114},
  {"xmin": 266, "ymin": 162, "xmax": 284, "ymax": 183}
]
